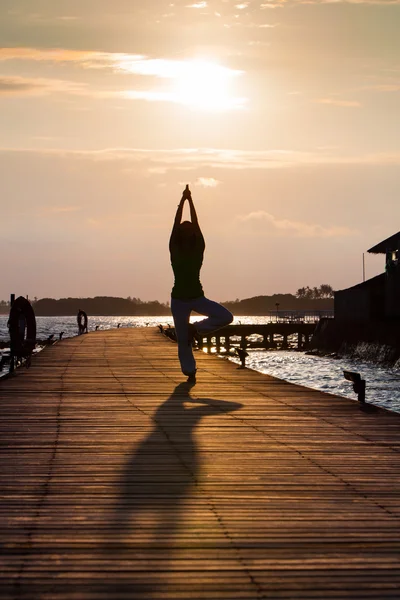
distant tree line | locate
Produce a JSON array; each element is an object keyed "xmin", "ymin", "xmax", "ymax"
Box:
[
  {"xmin": 30, "ymin": 297, "xmax": 171, "ymax": 317},
  {"xmin": 295, "ymin": 284, "xmax": 334, "ymax": 300},
  {"xmin": 222, "ymin": 293, "xmax": 333, "ymax": 316},
  {"xmin": 0, "ymin": 286, "xmax": 335, "ymax": 316},
  {"xmin": 0, "ymin": 299, "xmax": 10, "ymax": 315}
]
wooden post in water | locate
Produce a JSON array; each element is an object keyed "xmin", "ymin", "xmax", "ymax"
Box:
[
  {"xmin": 297, "ymin": 332, "xmax": 302, "ymax": 349},
  {"xmin": 216, "ymin": 335, "xmax": 221, "ymax": 354},
  {"xmin": 9, "ymin": 294, "xmax": 15, "ymax": 373}
]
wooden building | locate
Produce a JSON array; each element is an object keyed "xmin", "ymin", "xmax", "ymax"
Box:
[{"xmin": 335, "ymin": 231, "xmax": 400, "ymax": 321}]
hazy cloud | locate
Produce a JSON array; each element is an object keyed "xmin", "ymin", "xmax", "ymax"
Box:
[
  {"xmin": 41, "ymin": 206, "xmax": 82, "ymax": 214},
  {"xmin": 0, "ymin": 47, "xmax": 110, "ymax": 64},
  {"xmin": 195, "ymin": 177, "xmax": 221, "ymax": 187},
  {"xmin": 314, "ymin": 98, "xmax": 362, "ymax": 108},
  {"xmin": 363, "ymin": 84, "xmax": 400, "ymax": 92},
  {"xmin": 3, "ymin": 147, "xmax": 400, "ymax": 170},
  {"xmin": 261, "ymin": 0, "xmax": 400, "ymax": 4},
  {"xmin": 239, "ymin": 211, "xmax": 357, "ymax": 238},
  {"xmin": 0, "ymin": 76, "xmax": 84, "ymax": 96},
  {"xmin": 0, "ymin": 77, "xmax": 40, "ymax": 95}
]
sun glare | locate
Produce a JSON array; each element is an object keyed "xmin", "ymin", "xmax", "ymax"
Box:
[
  {"xmin": 173, "ymin": 60, "xmax": 246, "ymax": 111},
  {"xmin": 116, "ymin": 56, "xmax": 247, "ymax": 111}
]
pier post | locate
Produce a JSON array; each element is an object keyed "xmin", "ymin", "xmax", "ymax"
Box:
[
  {"xmin": 216, "ymin": 336, "xmax": 221, "ymax": 354},
  {"xmin": 298, "ymin": 332, "xmax": 302, "ymax": 349},
  {"xmin": 9, "ymin": 294, "xmax": 15, "ymax": 374}
]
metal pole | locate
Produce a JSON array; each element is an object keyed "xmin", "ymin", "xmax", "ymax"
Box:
[{"xmin": 363, "ymin": 253, "xmax": 365, "ymax": 283}]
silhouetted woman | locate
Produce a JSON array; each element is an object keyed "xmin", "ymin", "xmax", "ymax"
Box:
[{"xmin": 169, "ymin": 185, "xmax": 233, "ymax": 382}]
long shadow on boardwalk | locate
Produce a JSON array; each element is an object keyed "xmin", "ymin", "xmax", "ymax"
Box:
[{"xmin": 103, "ymin": 382, "xmax": 242, "ymax": 597}]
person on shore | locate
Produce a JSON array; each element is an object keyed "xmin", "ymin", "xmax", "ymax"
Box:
[{"xmin": 169, "ymin": 185, "xmax": 233, "ymax": 383}]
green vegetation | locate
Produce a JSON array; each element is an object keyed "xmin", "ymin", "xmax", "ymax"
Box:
[{"xmin": 295, "ymin": 284, "xmax": 334, "ymax": 299}]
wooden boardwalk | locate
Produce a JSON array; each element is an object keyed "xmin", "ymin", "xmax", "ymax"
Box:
[{"xmin": 1, "ymin": 328, "xmax": 400, "ymax": 599}]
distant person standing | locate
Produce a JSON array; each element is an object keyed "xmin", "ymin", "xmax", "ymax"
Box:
[
  {"xmin": 169, "ymin": 185, "xmax": 233, "ymax": 383},
  {"xmin": 77, "ymin": 309, "xmax": 88, "ymax": 335}
]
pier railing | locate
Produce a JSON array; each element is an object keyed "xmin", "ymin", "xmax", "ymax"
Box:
[
  {"xmin": 198, "ymin": 323, "xmax": 318, "ymax": 352},
  {"xmin": 162, "ymin": 322, "xmax": 318, "ymax": 352},
  {"xmin": 247, "ymin": 310, "xmax": 334, "ymax": 324}
]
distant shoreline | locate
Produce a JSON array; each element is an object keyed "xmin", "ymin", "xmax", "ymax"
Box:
[
  {"xmin": 0, "ymin": 294, "xmax": 333, "ymax": 317},
  {"xmin": 0, "ymin": 310, "xmax": 333, "ymax": 318}
]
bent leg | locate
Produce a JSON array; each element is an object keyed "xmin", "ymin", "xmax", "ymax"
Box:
[
  {"xmin": 171, "ymin": 298, "xmax": 197, "ymax": 375},
  {"xmin": 191, "ymin": 296, "xmax": 233, "ymax": 334}
]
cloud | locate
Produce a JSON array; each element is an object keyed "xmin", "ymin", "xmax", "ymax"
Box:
[
  {"xmin": 238, "ymin": 211, "xmax": 357, "ymax": 238},
  {"xmin": 42, "ymin": 206, "xmax": 82, "ymax": 214},
  {"xmin": 195, "ymin": 177, "xmax": 221, "ymax": 187},
  {"xmin": 304, "ymin": 0, "xmax": 400, "ymax": 3},
  {"xmin": 260, "ymin": 2, "xmax": 286, "ymax": 8},
  {"xmin": 0, "ymin": 77, "xmax": 41, "ymax": 95},
  {"xmin": 363, "ymin": 84, "xmax": 400, "ymax": 92},
  {"xmin": 314, "ymin": 98, "xmax": 362, "ymax": 108},
  {"xmin": 261, "ymin": 0, "xmax": 400, "ymax": 4},
  {"xmin": 0, "ymin": 47, "xmax": 110, "ymax": 64},
  {"xmin": 0, "ymin": 49, "xmax": 247, "ymax": 109},
  {"xmin": 0, "ymin": 76, "xmax": 84, "ymax": 96},
  {"xmin": 2, "ymin": 147, "xmax": 400, "ymax": 171},
  {"xmin": 115, "ymin": 89, "xmax": 247, "ymax": 110},
  {"xmin": 0, "ymin": 49, "xmax": 243, "ymax": 81}
]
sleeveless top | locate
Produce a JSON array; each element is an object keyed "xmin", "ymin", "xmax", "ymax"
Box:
[{"xmin": 171, "ymin": 243, "xmax": 205, "ymax": 300}]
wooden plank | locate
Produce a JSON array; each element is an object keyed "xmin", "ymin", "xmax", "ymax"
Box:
[{"xmin": 1, "ymin": 328, "xmax": 400, "ymax": 599}]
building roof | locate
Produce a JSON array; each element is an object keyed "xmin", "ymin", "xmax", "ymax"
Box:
[
  {"xmin": 368, "ymin": 231, "xmax": 400, "ymax": 254},
  {"xmin": 335, "ymin": 272, "xmax": 385, "ymax": 294}
]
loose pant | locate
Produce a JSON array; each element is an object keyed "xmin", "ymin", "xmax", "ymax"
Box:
[{"xmin": 171, "ymin": 296, "xmax": 233, "ymax": 375}]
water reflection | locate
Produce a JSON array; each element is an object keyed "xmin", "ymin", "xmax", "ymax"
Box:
[{"xmin": 228, "ymin": 350, "xmax": 400, "ymax": 414}]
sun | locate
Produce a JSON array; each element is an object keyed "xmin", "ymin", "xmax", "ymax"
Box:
[
  {"xmin": 173, "ymin": 60, "xmax": 246, "ymax": 111},
  {"xmin": 115, "ymin": 55, "xmax": 247, "ymax": 111}
]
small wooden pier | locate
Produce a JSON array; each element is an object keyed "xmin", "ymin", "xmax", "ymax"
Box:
[
  {"xmin": 2, "ymin": 328, "xmax": 400, "ymax": 599},
  {"xmin": 196, "ymin": 323, "xmax": 316, "ymax": 352}
]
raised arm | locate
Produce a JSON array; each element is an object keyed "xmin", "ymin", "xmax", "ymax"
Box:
[
  {"xmin": 169, "ymin": 193, "xmax": 186, "ymax": 251},
  {"xmin": 187, "ymin": 190, "xmax": 205, "ymax": 248},
  {"xmin": 174, "ymin": 196, "xmax": 186, "ymax": 229},
  {"xmin": 187, "ymin": 193, "xmax": 198, "ymax": 226},
  {"xmin": 169, "ymin": 186, "xmax": 205, "ymax": 253}
]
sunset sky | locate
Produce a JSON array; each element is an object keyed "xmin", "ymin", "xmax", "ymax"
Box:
[{"xmin": 2, "ymin": 0, "xmax": 400, "ymax": 302}]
